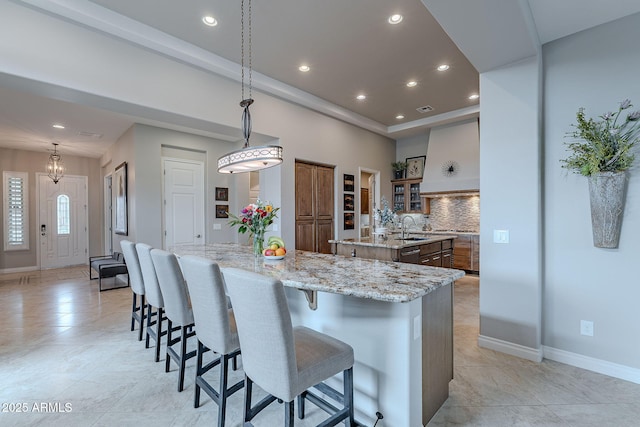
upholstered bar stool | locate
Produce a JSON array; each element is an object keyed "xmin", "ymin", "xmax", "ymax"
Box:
[
  {"xmin": 180, "ymin": 255, "xmax": 244, "ymax": 427},
  {"xmin": 120, "ymin": 240, "xmax": 146, "ymax": 341},
  {"xmin": 150, "ymin": 249, "xmax": 197, "ymax": 392},
  {"xmin": 136, "ymin": 243, "xmax": 168, "ymax": 363},
  {"xmin": 224, "ymin": 268, "xmax": 355, "ymax": 427}
]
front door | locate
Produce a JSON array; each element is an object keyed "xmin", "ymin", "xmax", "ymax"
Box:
[
  {"xmin": 38, "ymin": 174, "xmax": 88, "ymax": 269},
  {"xmin": 163, "ymin": 158, "xmax": 205, "ymax": 249}
]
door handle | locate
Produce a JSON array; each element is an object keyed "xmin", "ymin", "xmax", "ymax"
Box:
[
  {"xmin": 41, "ymin": 224, "xmax": 46, "ymax": 236},
  {"xmin": 196, "ymin": 234, "xmax": 201, "ymax": 238}
]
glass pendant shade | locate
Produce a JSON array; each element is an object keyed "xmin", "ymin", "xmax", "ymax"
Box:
[{"xmin": 47, "ymin": 143, "xmax": 64, "ymax": 184}]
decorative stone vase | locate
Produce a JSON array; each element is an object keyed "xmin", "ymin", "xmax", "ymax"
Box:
[{"xmin": 588, "ymin": 171, "xmax": 628, "ymax": 248}]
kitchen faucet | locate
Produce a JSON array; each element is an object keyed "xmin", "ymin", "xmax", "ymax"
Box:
[{"xmin": 401, "ymin": 216, "xmax": 417, "ymax": 240}]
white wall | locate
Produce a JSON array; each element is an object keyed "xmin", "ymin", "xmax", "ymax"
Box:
[
  {"xmin": 543, "ymin": 13, "xmax": 640, "ymax": 369},
  {"xmin": 479, "ymin": 55, "xmax": 543, "ymax": 358}
]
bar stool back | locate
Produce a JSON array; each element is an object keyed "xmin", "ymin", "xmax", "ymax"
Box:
[
  {"xmin": 224, "ymin": 267, "xmax": 355, "ymax": 427},
  {"xmin": 136, "ymin": 243, "xmax": 166, "ymax": 362},
  {"xmin": 120, "ymin": 240, "xmax": 146, "ymax": 341},
  {"xmin": 150, "ymin": 249, "xmax": 196, "ymax": 392},
  {"xmin": 180, "ymin": 255, "xmax": 244, "ymax": 427}
]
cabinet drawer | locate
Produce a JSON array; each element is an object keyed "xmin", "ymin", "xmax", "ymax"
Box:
[
  {"xmin": 420, "ymin": 253, "xmax": 442, "ymax": 267},
  {"xmin": 441, "ymin": 239, "xmax": 452, "ymax": 250},
  {"xmin": 420, "ymin": 242, "xmax": 441, "ymax": 256}
]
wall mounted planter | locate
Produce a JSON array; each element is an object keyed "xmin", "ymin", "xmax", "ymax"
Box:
[{"xmin": 588, "ymin": 171, "xmax": 627, "ymax": 248}]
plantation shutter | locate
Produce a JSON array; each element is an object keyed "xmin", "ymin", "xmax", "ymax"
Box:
[{"xmin": 4, "ymin": 172, "xmax": 29, "ymax": 251}]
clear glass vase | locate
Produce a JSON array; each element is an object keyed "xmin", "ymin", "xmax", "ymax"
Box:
[{"xmin": 253, "ymin": 229, "xmax": 265, "ymax": 257}]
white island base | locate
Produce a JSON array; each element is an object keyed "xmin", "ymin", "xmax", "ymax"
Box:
[{"xmin": 284, "ymin": 282, "xmax": 452, "ymax": 427}]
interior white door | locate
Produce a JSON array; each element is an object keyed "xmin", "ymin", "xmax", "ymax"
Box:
[
  {"xmin": 39, "ymin": 174, "xmax": 88, "ymax": 269},
  {"xmin": 104, "ymin": 174, "xmax": 113, "ymax": 255},
  {"xmin": 163, "ymin": 158, "xmax": 205, "ymax": 248}
]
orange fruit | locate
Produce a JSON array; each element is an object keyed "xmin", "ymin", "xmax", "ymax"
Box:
[{"xmin": 275, "ymin": 248, "xmax": 286, "ymax": 256}]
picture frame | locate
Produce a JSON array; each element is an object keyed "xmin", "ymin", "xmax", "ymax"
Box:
[
  {"xmin": 343, "ymin": 174, "xmax": 355, "ymax": 192},
  {"xmin": 215, "ymin": 187, "xmax": 228, "ymax": 201},
  {"xmin": 216, "ymin": 204, "xmax": 229, "ymax": 219},
  {"xmin": 405, "ymin": 155, "xmax": 426, "ymax": 179},
  {"xmin": 344, "ymin": 212, "xmax": 354, "ymax": 230},
  {"xmin": 343, "ymin": 193, "xmax": 355, "ymax": 211},
  {"xmin": 114, "ymin": 161, "xmax": 128, "ymax": 235}
]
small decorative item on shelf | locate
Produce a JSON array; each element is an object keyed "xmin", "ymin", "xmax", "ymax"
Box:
[
  {"xmin": 562, "ymin": 99, "xmax": 640, "ymax": 248},
  {"xmin": 391, "ymin": 161, "xmax": 407, "ymax": 180},
  {"xmin": 228, "ymin": 199, "xmax": 280, "ymax": 256}
]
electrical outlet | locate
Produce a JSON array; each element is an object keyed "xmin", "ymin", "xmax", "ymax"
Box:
[
  {"xmin": 580, "ymin": 320, "xmax": 594, "ymax": 336},
  {"xmin": 213, "ymin": 223, "xmax": 221, "ymax": 230}
]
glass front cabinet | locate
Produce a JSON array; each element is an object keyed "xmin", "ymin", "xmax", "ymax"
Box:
[{"xmin": 392, "ymin": 179, "xmax": 422, "ymax": 213}]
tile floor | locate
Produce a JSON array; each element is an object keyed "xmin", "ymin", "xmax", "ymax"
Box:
[{"xmin": 2, "ymin": 267, "xmax": 640, "ymax": 426}]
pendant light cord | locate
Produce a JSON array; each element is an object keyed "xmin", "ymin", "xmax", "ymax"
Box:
[{"xmin": 241, "ymin": 0, "xmax": 252, "ymax": 101}]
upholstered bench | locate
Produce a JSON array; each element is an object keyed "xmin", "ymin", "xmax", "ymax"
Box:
[{"xmin": 89, "ymin": 252, "xmax": 129, "ymax": 291}]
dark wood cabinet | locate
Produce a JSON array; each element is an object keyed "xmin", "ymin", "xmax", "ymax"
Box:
[
  {"xmin": 295, "ymin": 161, "xmax": 334, "ymax": 253},
  {"xmin": 452, "ymin": 234, "xmax": 479, "ymax": 273},
  {"xmin": 360, "ymin": 188, "xmax": 369, "ymax": 214}
]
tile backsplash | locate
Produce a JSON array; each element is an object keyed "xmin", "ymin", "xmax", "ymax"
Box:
[{"xmin": 428, "ymin": 195, "xmax": 479, "ymax": 231}]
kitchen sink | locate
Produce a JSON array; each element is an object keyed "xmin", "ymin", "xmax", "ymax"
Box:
[{"xmin": 402, "ymin": 236, "xmax": 430, "ymax": 241}]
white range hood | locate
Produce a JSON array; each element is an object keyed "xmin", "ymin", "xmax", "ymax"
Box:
[{"xmin": 421, "ymin": 119, "xmax": 479, "ymax": 193}]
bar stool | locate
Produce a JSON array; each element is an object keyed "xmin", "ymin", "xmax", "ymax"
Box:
[
  {"xmin": 150, "ymin": 249, "xmax": 197, "ymax": 392},
  {"xmin": 223, "ymin": 268, "xmax": 355, "ymax": 427},
  {"xmin": 136, "ymin": 243, "xmax": 167, "ymax": 363},
  {"xmin": 180, "ymin": 255, "xmax": 244, "ymax": 427},
  {"xmin": 120, "ymin": 240, "xmax": 146, "ymax": 341}
]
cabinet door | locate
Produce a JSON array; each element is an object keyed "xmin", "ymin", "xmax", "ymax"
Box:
[
  {"xmin": 360, "ymin": 188, "xmax": 369, "ymax": 214},
  {"xmin": 316, "ymin": 220, "xmax": 334, "ymax": 254},
  {"xmin": 441, "ymin": 249, "xmax": 453, "ymax": 268},
  {"xmin": 472, "ymin": 235, "xmax": 480, "ymax": 272},
  {"xmin": 295, "ymin": 220, "xmax": 315, "ymax": 252},
  {"xmin": 393, "ymin": 183, "xmax": 405, "ymax": 212},
  {"xmin": 316, "ymin": 166, "xmax": 334, "ymax": 220},
  {"xmin": 453, "ymin": 235, "xmax": 472, "ymax": 270},
  {"xmin": 295, "ymin": 162, "xmax": 315, "ymax": 220},
  {"xmin": 408, "ymin": 182, "xmax": 422, "ymax": 212}
]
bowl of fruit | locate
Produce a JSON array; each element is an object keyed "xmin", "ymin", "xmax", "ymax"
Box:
[{"xmin": 262, "ymin": 236, "xmax": 287, "ymax": 260}]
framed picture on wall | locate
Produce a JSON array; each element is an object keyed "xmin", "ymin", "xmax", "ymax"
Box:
[
  {"xmin": 215, "ymin": 187, "xmax": 228, "ymax": 201},
  {"xmin": 343, "ymin": 174, "xmax": 355, "ymax": 192},
  {"xmin": 114, "ymin": 161, "xmax": 128, "ymax": 235},
  {"xmin": 405, "ymin": 155, "xmax": 426, "ymax": 179},
  {"xmin": 216, "ymin": 204, "xmax": 229, "ymax": 219},
  {"xmin": 344, "ymin": 212, "xmax": 354, "ymax": 230},
  {"xmin": 343, "ymin": 193, "xmax": 355, "ymax": 211}
]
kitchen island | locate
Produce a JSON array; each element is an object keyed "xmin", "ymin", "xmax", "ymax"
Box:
[{"xmin": 171, "ymin": 243, "xmax": 464, "ymax": 426}]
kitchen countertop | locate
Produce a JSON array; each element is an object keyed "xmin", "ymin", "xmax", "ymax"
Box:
[
  {"xmin": 171, "ymin": 243, "xmax": 464, "ymax": 303},
  {"xmin": 328, "ymin": 234, "xmax": 457, "ymax": 249}
]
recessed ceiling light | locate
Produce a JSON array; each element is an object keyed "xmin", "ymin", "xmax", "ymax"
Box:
[
  {"xmin": 388, "ymin": 14, "xmax": 403, "ymax": 24},
  {"xmin": 298, "ymin": 65, "xmax": 310, "ymax": 72},
  {"xmin": 396, "ymin": 114, "xmax": 405, "ymax": 120},
  {"xmin": 437, "ymin": 64, "xmax": 450, "ymax": 71},
  {"xmin": 52, "ymin": 124, "xmax": 65, "ymax": 129},
  {"xmin": 356, "ymin": 94, "xmax": 366, "ymax": 101},
  {"xmin": 202, "ymin": 16, "xmax": 218, "ymax": 27},
  {"xmin": 406, "ymin": 81, "xmax": 417, "ymax": 88},
  {"xmin": 468, "ymin": 94, "xmax": 479, "ymax": 100}
]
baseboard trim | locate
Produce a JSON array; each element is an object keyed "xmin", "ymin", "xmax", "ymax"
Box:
[
  {"xmin": 543, "ymin": 346, "xmax": 640, "ymax": 385},
  {"xmin": 478, "ymin": 335, "xmax": 543, "ymax": 362},
  {"xmin": 0, "ymin": 266, "xmax": 39, "ymax": 274}
]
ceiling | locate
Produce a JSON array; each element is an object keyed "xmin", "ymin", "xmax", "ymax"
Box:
[{"xmin": 2, "ymin": 0, "xmax": 640, "ymax": 159}]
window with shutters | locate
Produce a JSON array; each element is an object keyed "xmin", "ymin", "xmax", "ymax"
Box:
[{"xmin": 3, "ymin": 171, "xmax": 29, "ymax": 251}]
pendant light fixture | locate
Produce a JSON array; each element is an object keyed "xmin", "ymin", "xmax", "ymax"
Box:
[
  {"xmin": 217, "ymin": 0, "xmax": 283, "ymax": 174},
  {"xmin": 47, "ymin": 143, "xmax": 64, "ymax": 184}
]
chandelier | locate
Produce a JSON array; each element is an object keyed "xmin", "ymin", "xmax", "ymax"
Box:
[
  {"xmin": 47, "ymin": 143, "xmax": 64, "ymax": 184},
  {"xmin": 217, "ymin": 0, "xmax": 283, "ymax": 174}
]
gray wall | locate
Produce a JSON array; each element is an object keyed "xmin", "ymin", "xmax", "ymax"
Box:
[
  {"xmin": 543, "ymin": 13, "xmax": 640, "ymax": 368},
  {"xmin": 0, "ymin": 147, "xmax": 102, "ymax": 270}
]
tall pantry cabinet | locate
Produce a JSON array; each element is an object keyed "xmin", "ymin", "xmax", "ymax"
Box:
[{"xmin": 295, "ymin": 161, "xmax": 334, "ymax": 254}]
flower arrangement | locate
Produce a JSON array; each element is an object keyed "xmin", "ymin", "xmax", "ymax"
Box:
[
  {"xmin": 228, "ymin": 199, "xmax": 279, "ymax": 255},
  {"xmin": 375, "ymin": 196, "xmax": 397, "ymax": 228},
  {"xmin": 562, "ymin": 99, "xmax": 640, "ymax": 176}
]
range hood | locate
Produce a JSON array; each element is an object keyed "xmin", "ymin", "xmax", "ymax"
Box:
[{"xmin": 421, "ymin": 119, "xmax": 479, "ymax": 193}]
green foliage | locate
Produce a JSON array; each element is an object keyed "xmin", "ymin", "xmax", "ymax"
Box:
[
  {"xmin": 562, "ymin": 99, "xmax": 640, "ymax": 176},
  {"xmin": 391, "ymin": 161, "xmax": 407, "ymax": 171}
]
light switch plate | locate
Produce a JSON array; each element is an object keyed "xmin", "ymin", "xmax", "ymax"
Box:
[
  {"xmin": 213, "ymin": 223, "xmax": 221, "ymax": 230},
  {"xmin": 493, "ymin": 229, "xmax": 509, "ymax": 243}
]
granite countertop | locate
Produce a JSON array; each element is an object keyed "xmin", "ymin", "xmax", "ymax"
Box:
[
  {"xmin": 328, "ymin": 234, "xmax": 457, "ymax": 249},
  {"xmin": 171, "ymin": 243, "xmax": 464, "ymax": 303}
]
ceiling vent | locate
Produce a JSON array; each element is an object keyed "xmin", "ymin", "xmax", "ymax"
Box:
[
  {"xmin": 416, "ymin": 105, "xmax": 434, "ymax": 113},
  {"xmin": 77, "ymin": 131, "xmax": 103, "ymax": 139}
]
